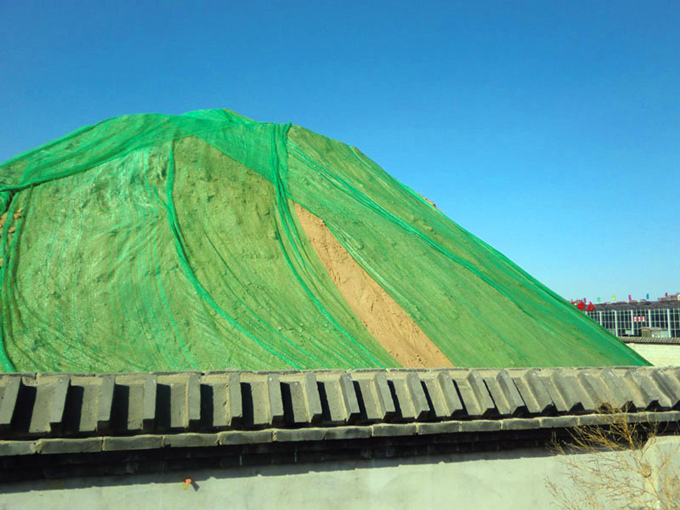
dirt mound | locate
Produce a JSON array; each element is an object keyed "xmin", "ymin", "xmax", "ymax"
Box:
[{"xmin": 0, "ymin": 108, "xmax": 648, "ymax": 372}]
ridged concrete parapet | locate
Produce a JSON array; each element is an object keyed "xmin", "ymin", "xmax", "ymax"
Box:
[
  {"xmin": 1, "ymin": 367, "xmax": 679, "ymax": 481},
  {"xmin": 0, "ymin": 367, "xmax": 679, "ymax": 437}
]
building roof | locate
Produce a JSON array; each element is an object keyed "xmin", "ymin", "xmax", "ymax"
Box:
[
  {"xmin": 593, "ymin": 301, "xmax": 680, "ymax": 311},
  {"xmin": 1, "ymin": 367, "xmax": 679, "ymax": 481},
  {"xmin": 621, "ymin": 337, "xmax": 680, "ymax": 345}
]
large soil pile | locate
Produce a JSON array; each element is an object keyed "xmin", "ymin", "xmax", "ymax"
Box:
[{"xmin": 0, "ymin": 109, "xmax": 648, "ymax": 372}]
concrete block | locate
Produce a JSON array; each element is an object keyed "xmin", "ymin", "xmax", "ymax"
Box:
[
  {"xmin": 485, "ymin": 371, "xmax": 526, "ymax": 416},
  {"xmin": 624, "ymin": 369, "xmax": 663, "ymax": 409},
  {"xmin": 283, "ymin": 379, "xmax": 305, "ymax": 425},
  {"xmin": 339, "ymin": 373, "xmax": 360, "ymax": 421},
  {"xmin": 650, "ymin": 371, "xmax": 680, "ymax": 408},
  {"xmin": 0, "ymin": 376, "xmax": 20, "ymax": 429},
  {"xmin": 499, "ymin": 418, "xmax": 540, "ymax": 431},
  {"xmin": 576, "ymin": 412, "xmax": 643, "ymax": 427},
  {"xmin": 459, "ymin": 420, "xmax": 501, "ymax": 433},
  {"xmin": 614, "ymin": 369, "xmax": 645, "ymax": 410},
  {"xmin": 324, "ymin": 426, "xmax": 371, "ymax": 440},
  {"xmin": 422, "ymin": 376, "xmax": 447, "ymax": 418},
  {"xmin": 73, "ymin": 380, "xmax": 102, "ymax": 433},
  {"xmin": 227, "ymin": 372, "xmax": 243, "ymax": 426},
  {"xmin": 274, "ymin": 428, "xmax": 326, "ymax": 442},
  {"xmin": 164, "ymin": 433, "xmax": 219, "ymax": 448},
  {"xmin": 599, "ymin": 368, "xmax": 631, "ymax": 410},
  {"xmin": 567, "ymin": 370, "xmax": 598, "ymax": 412},
  {"xmin": 644, "ymin": 410, "xmax": 680, "ymax": 424},
  {"xmin": 538, "ymin": 416, "xmax": 580, "ymax": 429},
  {"xmin": 547, "ymin": 371, "xmax": 587, "ymax": 413},
  {"xmin": 632, "ymin": 369, "xmax": 672, "ymax": 409},
  {"xmin": 0, "ymin": 440, "xmax": 37, "ymax": 456},
  {"xmin": 577, "ymin": 370, "xmax": 612, "ymax": 409},
  {"xmin": 405, "ymin": 372, "xmax": 430, "ymax": 420},
  {"xmin": 416, "ymin": 421, "xmax": 462, "ymax": 435},
  {"xmin": 97, "ymin": 375, "xmax": 115, "ymax": 432},
  {"xmin": 161, "ymin": 374, "xmax": 201, "ymax": 431},
  {"xmin": 187, "ymin": 373, "xmax": 202, "ymax": 425},
  {"xmin": 30, "ymin": 382, "xmax": 59, "ymax": 434},
  {"xmin": 38, "ymin": 438, "xmax": 102, "ymax": 454},
  {"xmin": 452, "ymin": 371, "xmax": 495, "ymax": 418},
  {"xmin": 142, "ymin": 374, "xmax": 157, "ymax": 431},
  {"xmin": 50, "ymin": 377, "xmax": 70, "ymax": 428},
  {"xmin": 437, "ymin": 371, "xmax": 465, "ymax": 417},
  {"xmin": 371, "ymin": 423, "xmax": 417, "ymax": 437},
  {"xmin": 576, "ymin": 413, "xmax": 611, "ymax": 427},
  {"xmin": 208, "ymin": 378, "xmax": 229, "ymax": 429},
  {"xmin": 218, "ymin": 430, "xmax": 273, "ymax": 445},
  {"xmin": 302, "ymin": 372, "xmax": 322, "ymax": 423},
  {"xmin": 511, "ymin": 369, "xmax": 553, "ymax": 415},
  {"xmin": 115, "ymin": 376, "xmax": 144, "ymax": 432},
  {"xmin": 353, "ymin": 377, "xmax": 383, "ymax": 422},
  {"xmin": 267, "ymin": 375, "xmax": 284, "ymax": 426},
  {"xmin": 103, "ymin": 435, "xmax": 164, "ymax": 451},
  {"xmin": 246, "ymin": 379, "xmax": 270, "ymax": 427},
  {"xmin": 374, "ymin": 372, "xmax": 396, "ymax": 418},
  {"xmin": 537, "ymin": 371, "xmax": 570, "ymax": 413},
  {"xmin": 389, "ymin": 377, "xmax": 418, "ymax": 421},
  {"xmin": 662, "ymin": 367, "xmax": 680, "ymax": 388},
  {"xmin": 317, "ymin": 378, "xmax": 346, "ymax": 425}
]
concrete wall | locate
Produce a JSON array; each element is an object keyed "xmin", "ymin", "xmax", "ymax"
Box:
[
  {"xmin": 1, "ymin": 437, "xmax": 678, "ymax": 510},
  {"xmin": 628, "ymin": 343, "xmax": 680, "ymax": 366}
]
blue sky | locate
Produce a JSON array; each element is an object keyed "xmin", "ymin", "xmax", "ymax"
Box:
[{"xmin": 1, "ymin": 1, "xmax": 678, "ymax": 303}]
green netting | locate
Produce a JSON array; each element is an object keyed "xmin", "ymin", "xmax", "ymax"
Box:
[{"xmin": 0, "ymin": 109, "xmax": 648, "ymax": 372}]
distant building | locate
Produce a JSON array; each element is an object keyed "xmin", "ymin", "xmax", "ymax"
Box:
[{"xmin": 586, "ymin": 299, "xmax": 680, "ymax": 338}]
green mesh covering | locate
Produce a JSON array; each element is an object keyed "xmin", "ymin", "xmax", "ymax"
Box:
[{"xmin": 0, "ymin": 109, "xmax": 648, "ymax": 372}]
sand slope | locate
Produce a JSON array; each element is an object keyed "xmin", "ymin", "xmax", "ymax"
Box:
[{"xmin": 294, "ymin": 203, "xmax": 453, "ymax": 368}]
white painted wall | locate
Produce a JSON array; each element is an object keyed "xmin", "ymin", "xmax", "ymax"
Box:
[
  {"xmin": 628, "ymin": 343, "xmax": 680, "ymax": 366},
  {"xmin": 1, "ymin": 437, "xmax": 678, "ymax": 510}
]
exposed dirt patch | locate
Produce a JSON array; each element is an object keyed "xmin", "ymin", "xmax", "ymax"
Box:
[{"xmin": 294, "ymin": 202, "xmax": 454, "ymax": 368}]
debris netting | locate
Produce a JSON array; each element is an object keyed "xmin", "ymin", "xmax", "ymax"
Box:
[{"xmin": 0, "ymin": 109, "xmax": 648, "ymax": 372}]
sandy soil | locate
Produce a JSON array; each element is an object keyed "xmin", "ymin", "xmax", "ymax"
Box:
[{"xmin": 294, "ymin": 202, "xmax": 454, "ymax": 368}]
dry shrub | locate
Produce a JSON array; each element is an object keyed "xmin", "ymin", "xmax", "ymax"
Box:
[{"xmin": 546, "ymin": 404, "xmax": 680, "ymax": 510}]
